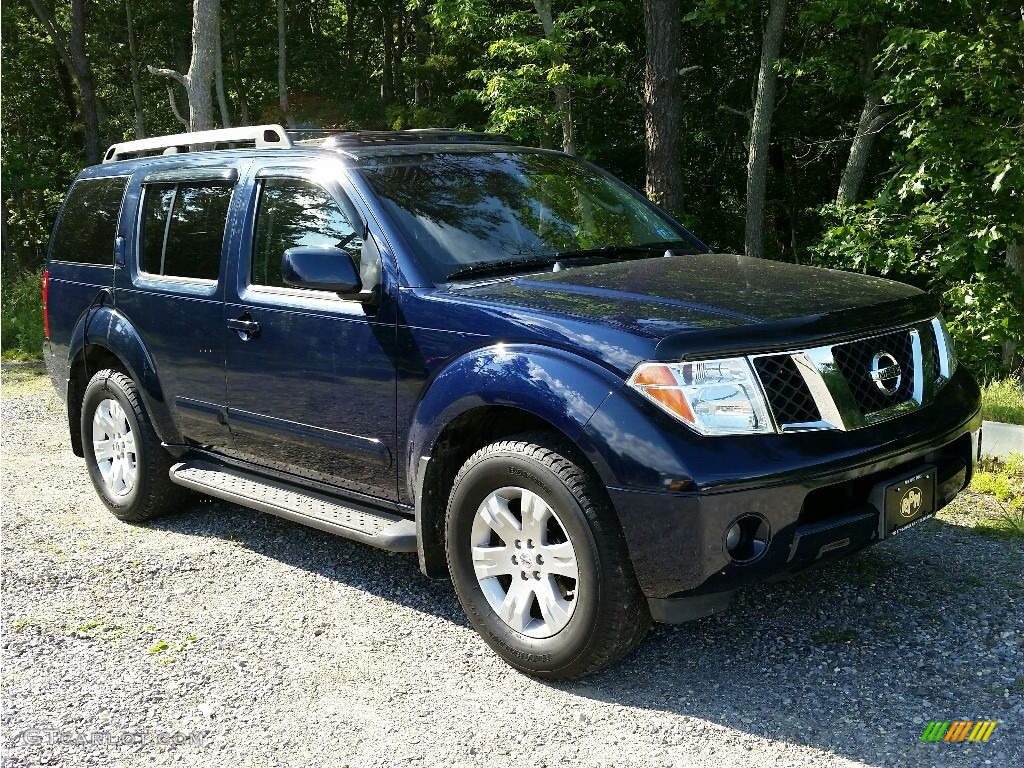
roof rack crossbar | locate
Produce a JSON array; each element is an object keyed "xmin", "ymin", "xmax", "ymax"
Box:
[{"xmin": 103, "ymin": 124, "xmax": 292, "ymax": 163}]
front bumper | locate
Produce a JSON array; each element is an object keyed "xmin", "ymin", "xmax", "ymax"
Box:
[{"xmin": 589, "ymin": 369, "xmax": 982, "ymax": 608}]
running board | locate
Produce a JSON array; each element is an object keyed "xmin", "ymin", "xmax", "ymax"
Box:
[{"xmin": 169, "ymin": 461, "xmax": 416, "ymax": 552}]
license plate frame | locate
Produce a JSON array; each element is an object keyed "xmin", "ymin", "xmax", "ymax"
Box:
[{"xmin": 873, "ymin": 465, "xmax": 937, "ymax": 539}]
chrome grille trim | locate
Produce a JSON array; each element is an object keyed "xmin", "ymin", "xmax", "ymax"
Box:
[{"xmin": 749, "ymin": 320, "xmax": 945, "ymax": 432}]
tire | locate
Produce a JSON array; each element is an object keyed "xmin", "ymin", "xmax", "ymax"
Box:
[
  {"xmin": 445, "ymin": 432, "xmax": 651, "ymax": 679},
  {"xmin": 81, "ymin": 368, "xmax": 185, "ymax": 522}
]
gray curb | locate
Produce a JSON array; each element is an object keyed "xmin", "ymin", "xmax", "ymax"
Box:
[{"xmin": 981, "ymin": 420, "xmax": 1024, "ymax": 459}]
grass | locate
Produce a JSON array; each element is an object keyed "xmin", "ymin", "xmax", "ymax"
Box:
[
  {"xmin": 1, "ymin": 268, "xmax": 44, "ymax": 360},
  {"xmin": 980, "ymin": 377, "xmax": 1024, "ymax": 425},
  {"xmin": 940, "ymin": 453, "xmax": 1024, "ymax": 540},
  {"xmin": 811, "ymin": 629, "xmax": 860, "ymax": 644}
]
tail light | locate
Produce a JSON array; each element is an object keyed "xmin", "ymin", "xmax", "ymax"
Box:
[{"xmin": 42, "ymin": 269, "xmax": 50, "ymax": 338}]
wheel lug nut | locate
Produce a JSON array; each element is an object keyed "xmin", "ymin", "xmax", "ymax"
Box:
[
  {"xmin": 536, "ymin": 555, "xmax": 543, "ymax": 565},
  {"xmin": 533, "ymin": 571, "xmax": 541, "ymax": 579},
  {"xmin": 511, "ymin": 556, "xmax": 518, "ymax": 565},
  {"xmin": 521, "ymin": 572, "xmax": 529, "ymax": 580}
]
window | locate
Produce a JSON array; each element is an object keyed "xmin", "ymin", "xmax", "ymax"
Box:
[
  {"xmin": 140, "ymin": 183, "xmax": 232, "ymax": 280},
  {"xmin": 50, "ymin": 176, "xmax": 128, "ymax": 265},
  {"xmin": 251, "ymin": 179, "xmax": 362, "ymax": 288}
]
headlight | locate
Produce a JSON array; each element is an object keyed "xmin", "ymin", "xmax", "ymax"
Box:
[
  {"xmin": 627, "ymin": 357, "xmax": 774, "ymax": 436},
  {"xmin": 931, "ymin": 316, "xmax": 958, "ymax": 379}
]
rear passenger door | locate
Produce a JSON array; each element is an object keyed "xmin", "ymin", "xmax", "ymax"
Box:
[
  {"xmin": 223, "ymin": 164, "xmax": 399, "ymax": 501},
  {"xmin": 115, "ymin": 164, "xmax": 247, "ymax": 449}
]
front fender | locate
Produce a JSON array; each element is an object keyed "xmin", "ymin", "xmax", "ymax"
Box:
[
  {"xmin": 405, "ymin": 343, "xmax": 623, "ymax": 500},
  {"xmin": 69, "ymin": 305, "xmax": 180, "ymax": 445}
]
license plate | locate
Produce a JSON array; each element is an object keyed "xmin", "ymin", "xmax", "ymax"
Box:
[{"xmin": 878, "ymin": 466, "xmax": 936, "ymax": 537}]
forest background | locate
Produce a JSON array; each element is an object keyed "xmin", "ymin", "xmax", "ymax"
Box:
[{"xmin": 2, "ymin": 0, "xmax": 1021, "ymax": 378}]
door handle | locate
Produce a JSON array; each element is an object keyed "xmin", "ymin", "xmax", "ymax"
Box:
[{"xmin": 227, "ymin": 314, "xmax": 260, "ymax": 340}]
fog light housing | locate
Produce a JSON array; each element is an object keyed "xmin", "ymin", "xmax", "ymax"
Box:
[{"xmin": 724, "ymin": 514, "xmax": 770, "ymax": 563}]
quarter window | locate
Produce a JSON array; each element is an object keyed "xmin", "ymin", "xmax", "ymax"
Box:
[
  {"xmin": 140, "ymin": 183, "xmax": 232, "ymax": 280},
  {"xmin": 50, "ymin": 176, "xmax": 128, "ymax": 265},
  {"xmin": 251, "ymin": 179, "xmax": 362, "ymax": 288}
]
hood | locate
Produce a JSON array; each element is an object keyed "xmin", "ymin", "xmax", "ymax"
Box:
[{"xmin": 457, "ymin": 253, "xmax": 937, "ymax": 358}]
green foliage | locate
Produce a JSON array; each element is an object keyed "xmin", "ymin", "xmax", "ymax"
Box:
[
  {"xmin": 438, "ymin": 1, "xmax": 631, "ymax": 146},
  {"xmin": 1, "ymin": 269, "xmax": 45, "ymax": 360},
  {"xmin": 969, "ymin": 454, "xmax": 1024, "ymax": 539},
  {"xmin": 981, "ymin": 378, "xmax": 1024, "ymax": 426},
  {"xmin": 1, "ymin": 0, "xmax": 1020, "ymax": 379},
  {"xmin": 811, "ymin": 5, "xmax": 1024, "ymax": 374}
]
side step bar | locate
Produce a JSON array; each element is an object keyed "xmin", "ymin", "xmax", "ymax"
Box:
[{"xmin": 169, "ymin": 461, "xmax": 416, "ymax": 552}]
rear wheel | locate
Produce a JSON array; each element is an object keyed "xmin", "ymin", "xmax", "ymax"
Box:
[
  {"xmin": 445, "ymin": 432, "xmax": 650, "ymax": 679},
  {"xmin": 81, "ymin": 369, "xmax": 184, "ymax": 521}
]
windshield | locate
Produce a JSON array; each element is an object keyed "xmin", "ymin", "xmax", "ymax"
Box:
[{"xmin": 357, "ymin": 151, "xmax": 699, "ymax": 283}]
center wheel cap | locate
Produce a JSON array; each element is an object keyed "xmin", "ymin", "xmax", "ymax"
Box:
[{"xmin": 519, "ymin": 551, "xmax": 533, "ymax": 569}]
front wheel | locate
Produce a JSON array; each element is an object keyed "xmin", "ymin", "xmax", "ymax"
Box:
[{"xmin": 445, "ymin": 432, "xmax": 650, "ymax": 679}]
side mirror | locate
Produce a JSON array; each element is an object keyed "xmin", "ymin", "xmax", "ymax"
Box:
[{"xmin": 281, "ymin": 246, "xmax": 361, "ymax": 295}]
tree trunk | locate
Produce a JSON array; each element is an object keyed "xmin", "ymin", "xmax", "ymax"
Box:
[
  {"xmin": 344, "ymin": 1, "xmax": 356, "ymax": 65},
  {"xmin": 147, "ymin": 0, "xmax": 220, "ymax": 133},
  {"xmin": 836, "ymin": 92, "xmax": 885, "ymax": 204},
  {"xmin": 413, "ymin": 3, "xmax": 431, "ymax": 107},
  {"xmin": 837, "ymin": 28, "xmax": 884, "ymax": 205},
  {"xmin": 1, "ymin": 201, "xmax": 15, "ymax": 279},
  {"xmin": 225, "ymin": 20, "xmax": 250, "ymax": 126},
  {"xmin": 533, "ymin": 0, "xmax": 575, "ymax": 155},
  {"xmin": 186, "ymin": 0, "xmax": 217, "ymax": 132},
  {"xmin": 164, "ymin": 83, "xmax": 189, "ymax": 128},
  {"xmin": 381, "ymin": 9, "xmax": 395, "ymax": 108},
  {"xmin": 214, "ymin": 11, "xmax": 232, "ymax": 129},
  {"xmin": 29, "ymin": 0, "xmax": 103, "ymax": 164},
  {"xmin": 643, "ymin": 0, "xmax": 683, "ymax": 213},
  {"xmin": 54, "ymin": 54, "xmax": 79, "ymax": 121},
  {"xmin": 277, "ymin": 0, "xmax": 294, "ymax": 127},
  {"xmin": 1006, "ymin": 241, "xmax": 1024, "ymax": 367},
  {"xmin": 744, "ymin": 0, "xmax": 787, "ymax": 259},
  {"xmin": 125, "ymin": 0, "xmax": 146, "ymax": 139},
  {"xmin": 69, "ymin": 0, "xmax": 101, "ymax": 164}
]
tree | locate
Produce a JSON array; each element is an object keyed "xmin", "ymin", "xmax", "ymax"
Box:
[
  {"xmin": 813, "ymin": 5, "xmax": 1024, "ymax": 374},
  {"xmin": 533, "ymin": 0, "xmax": 575, "ymax": 154},
  {"xmin": 744, "ymin": 0, "xmax": 787, "ymax": 258},
  {"xmin": 147, "ymin": 0, "xmax": 220, "ymax": 132},
  {"xmin": 125, "ymin": 0, "xmax": 146, "ymax": 139},
  {"xmin": 643, "ymin": 0, "xmax": 683, "ymax": 212},
  {"xmin": 276, "ymin": 0, "xmax": 293, "ymax": 127},
  {"xmin": 27, "ymin": 0, "xmax": 102, "ymax": 164}
]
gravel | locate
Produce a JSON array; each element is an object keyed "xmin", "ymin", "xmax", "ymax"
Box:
[{"xmin": 2, "ymin": 361, "xmax": 1021, "ymax": 767}]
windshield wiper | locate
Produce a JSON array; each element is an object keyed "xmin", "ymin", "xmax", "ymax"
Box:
[
  {"xmin": 446, "ymin": 256, "xmax": 562, "ymax": 282},
  {"xmin": 445, "ymin": 242, "xmax": 694, "ymax": 282},
  {"xmin": 553, "ymin": 242, "xmax": 691, "ymax": 259}
]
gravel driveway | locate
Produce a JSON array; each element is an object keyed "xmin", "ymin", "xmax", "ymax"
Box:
[{"xmin": 2, "ymin": 361, "xmax": 1021, "ymax": 767}]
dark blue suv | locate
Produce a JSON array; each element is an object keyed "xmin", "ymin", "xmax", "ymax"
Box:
[{"xmin": 44, "ymin": 125, "xmax": 982, "ymax": 679}]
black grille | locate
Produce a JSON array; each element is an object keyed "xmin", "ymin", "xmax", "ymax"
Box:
[
  {"xmin": 753, "ymin": 355, "xmax": 821, "ymax": 425},
  {"xmin": 832, "ymin": 330, "xmax": 915, "ymax": 414},
  {"xmin": 928, "ymin": 328, "xmax": 942, "ymax": 381}
]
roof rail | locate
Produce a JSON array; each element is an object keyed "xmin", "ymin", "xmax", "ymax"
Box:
[
  {"xmin": 103, "ymin": 124, "xmax": 292, "ymax": 164},
  {"xmin": 317, "ymin": 130, "xmax": 513, "ymax": 148}
]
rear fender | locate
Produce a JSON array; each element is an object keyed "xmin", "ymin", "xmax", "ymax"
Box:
[{"xmin": 68, "ymin": 305, "xmax": 180, "ymax": 447}]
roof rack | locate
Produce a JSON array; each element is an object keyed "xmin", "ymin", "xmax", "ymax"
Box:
[
  {"xmin": 102, "ymin": 125, "xmax": 515, "ymax": 164},
  {"xmin": 103, "ymin": 124, "xmax": 292, "ymax": 163}
]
